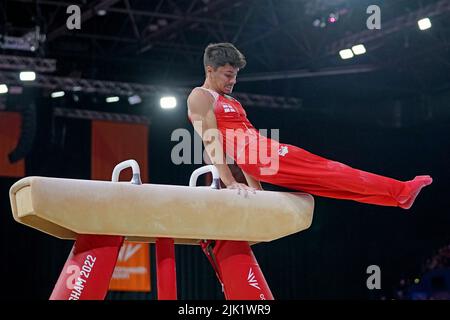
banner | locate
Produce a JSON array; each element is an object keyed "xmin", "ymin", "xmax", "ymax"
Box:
[
  {"xmin": 91, "ymin": 120, "xmax": 151, "ymax": 292},
  {"xmin": 109, "ymin": 242, "xmax": 151, "ymax": 292}
]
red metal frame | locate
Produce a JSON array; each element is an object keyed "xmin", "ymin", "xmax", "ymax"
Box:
[
  {"xmin": 50, "ymin": 236, "xmax": 271, "ymax": 300},
  {"xmin": 155, "ymin": 238, "xmax": 177, "ymax": 300},
  {"xmin": 201, "ymin": 240, "xmax": 274, "ymax": 300},
  {"xmin": 49, "ymin": 234, "xmax": 124, "ymax": 300}
]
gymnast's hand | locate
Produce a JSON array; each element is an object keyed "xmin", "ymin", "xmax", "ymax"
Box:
[{"xmin": 226, "ymin": 181, "xmax": 256, "ymax": 198}]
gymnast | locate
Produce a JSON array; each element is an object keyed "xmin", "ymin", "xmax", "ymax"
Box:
[{"xmin": 187, "ymin": 43, "xmax": 432, "ymax": 209}]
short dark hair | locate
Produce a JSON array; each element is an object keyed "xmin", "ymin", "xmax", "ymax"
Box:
[{"xmin": 203, "ymin": 43, "xmax": 246, "ymax": 70}]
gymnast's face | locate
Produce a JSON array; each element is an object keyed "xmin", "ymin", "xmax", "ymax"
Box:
[{"xmin": 207, "ymin": 64, "xmax": 239, "ymax": 95}]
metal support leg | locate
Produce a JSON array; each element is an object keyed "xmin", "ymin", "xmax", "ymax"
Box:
[
  {"xmin": 202, "ymin": 240, "xmax": 274, "ymax": 300},
  {"xmin": 50, "ymin": 234, "xmax": 124, "ymax": 300},
  {"xmin": 155, "ymin": 237, "xmax": 177, "ymax": 300}
]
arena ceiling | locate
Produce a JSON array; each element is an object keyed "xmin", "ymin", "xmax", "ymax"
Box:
[{"xmin": 1, "ymin": 0, "xmax": 450, "ymax": 100}]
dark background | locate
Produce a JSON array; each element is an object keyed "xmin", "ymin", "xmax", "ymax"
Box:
[{"xmin": 0, "ymin": 0, "xmax": 449, "ymax": 299}]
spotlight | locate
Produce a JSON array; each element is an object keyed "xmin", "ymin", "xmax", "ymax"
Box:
[
  {"xmin": 339, "ymin": 49, "xmax": 354, "ymax": 60},
  {"xmin": 51, "ymin": 91, "xmax": 65, "ymax": 98},
  {"xmin": 0, "ymin": 84, "xmax": 8, "ymax": 94},
  {"xmin": 352, "ymin": 44, "xmax": 366, "ymax": 55},
  {"xmin": 160, "ymin": 96, "xmax": 177, "ymax": 109},
  {"xmin": 20, "ymin": 71, "xmax": 36, "ymax": 81},
  {"xmin": 418, "ymin": 18, "xmax": 432, "ymax": 30},
  {"xmin": 128, "ymin": 95, "xmax": 142, "ymax": 105},
  {"xmin": 106, "ymin": 96, "xmax": 119, "ymax": 103},
  {"xmin": 313, "ymin": 19, "xmax": 321, "ymax": 27}
]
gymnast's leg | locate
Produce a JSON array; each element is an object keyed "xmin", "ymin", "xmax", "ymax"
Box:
[{"xmin": 238, "ymin": 141, "xmax": 432, "ymax": 209}]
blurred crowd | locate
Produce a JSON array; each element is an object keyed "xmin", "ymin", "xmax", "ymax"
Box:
[
  {"xmin": 388, "ymin": 243, "xmax": 450, "ymax": 300},
  {"xmin": 423, "ymin": 244, "xmax": 450, "ymax": 272}
]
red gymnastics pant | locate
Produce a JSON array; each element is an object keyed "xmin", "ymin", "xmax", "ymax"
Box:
[{"xmin": 236, "ymin": 139, "xmax": 432, "ymax": 208}]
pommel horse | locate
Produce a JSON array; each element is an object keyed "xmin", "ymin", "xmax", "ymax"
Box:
[{"xmin": 9, "ymin": 160, "xmax": 314, "ymax": 300}]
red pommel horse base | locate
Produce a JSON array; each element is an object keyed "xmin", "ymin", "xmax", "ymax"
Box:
[{"xmin": 9, "ymin": 161, "xmax": 314, "ymax": 300}]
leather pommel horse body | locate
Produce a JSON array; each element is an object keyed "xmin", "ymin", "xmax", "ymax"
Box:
[{"xmin": 9, "ymin": 160, "xmax": 314, "ymax": 300}]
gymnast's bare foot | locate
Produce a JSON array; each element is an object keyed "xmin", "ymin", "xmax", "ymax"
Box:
[{"xmin": 399, "ymin": 175, "xmax": 433, "ymax": 209}]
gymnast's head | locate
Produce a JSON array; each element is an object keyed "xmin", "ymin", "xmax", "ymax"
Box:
[{"xmin": 203, "ymin": 43, "xmax": 246, "ymax": 95}]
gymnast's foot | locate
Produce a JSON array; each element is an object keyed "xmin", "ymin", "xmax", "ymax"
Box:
[{"xmin": 398, "ymin": 175, "xmax": 433, "ymax": 209}]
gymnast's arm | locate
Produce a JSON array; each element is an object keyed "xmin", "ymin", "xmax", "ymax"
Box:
[
  {"xmin": 187, "ymin": 89, "xmax": 255, "ymax": 194},
  {"xmin": 242, "ymin": 171, "xmax": 263, "ymax": 190}
]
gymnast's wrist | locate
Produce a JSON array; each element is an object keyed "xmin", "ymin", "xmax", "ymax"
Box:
[{"xmin": 222, "ymin": 177, "xmax": 236, "ymax": 187}]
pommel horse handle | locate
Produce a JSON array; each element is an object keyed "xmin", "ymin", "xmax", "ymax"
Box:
[
  {"xmin": 112, "ymin": 159, "xmax": 142, "ymax": 185},
  {"xmin": 189, "ymin": 165, "xmax": 221, "ymax": 189}
]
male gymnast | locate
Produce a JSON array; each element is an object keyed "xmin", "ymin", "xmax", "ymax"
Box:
[{"xmin": 187, "ymin": 43, "xmax": 432, "ymax": 209}]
